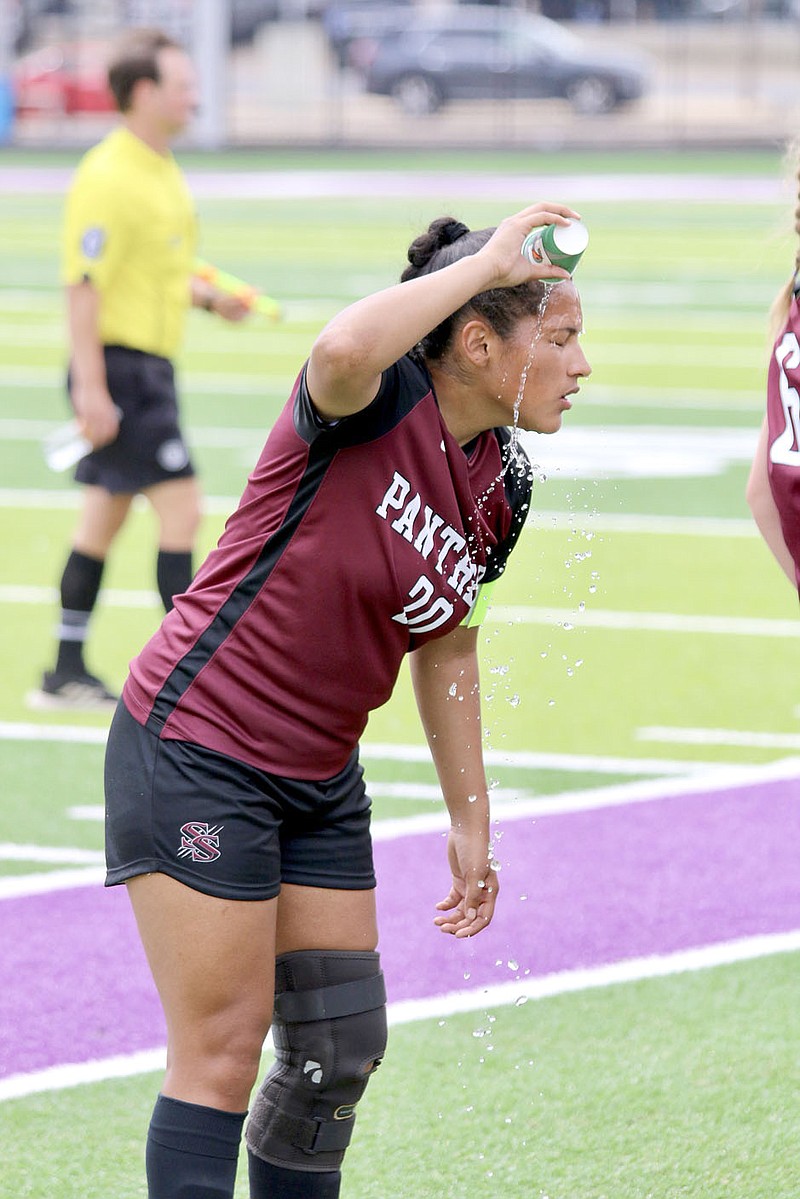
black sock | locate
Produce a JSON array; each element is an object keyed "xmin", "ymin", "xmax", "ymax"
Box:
[
  {"xmin": 156, "ymin": 549, "xmax": 193, "ymax": 612},
  {"xmin": 146, "ymin": 1094, "xmax": 246, "ymax": 1199},
  {"xmin": 54, "ymin": 549, "xmax": 104, "ymax": 676},
  {"xmin": 248, "ymin": 1152, "xmax": 341, "ymax": 1198}
]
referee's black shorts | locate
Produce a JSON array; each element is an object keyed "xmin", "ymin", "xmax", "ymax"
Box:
[
  {"xmin": 72, "ymin": 345, "xmax": 195, "ymax": 494},
  {"xmin": 104, "ymin": 701, "xmax": 377, "ymax": 901}
]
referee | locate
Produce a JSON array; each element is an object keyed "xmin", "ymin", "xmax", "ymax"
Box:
[{"xmin": 32, "ymin": 28, "xmax": 250, "ymax": 710}]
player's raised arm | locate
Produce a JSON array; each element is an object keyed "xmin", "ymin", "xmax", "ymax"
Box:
[{"xmin": 306, "ymin": 202, "xmax": 579, "ymax": 422}]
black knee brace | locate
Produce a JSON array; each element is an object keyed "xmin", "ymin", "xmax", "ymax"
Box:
[{"xmin": 245, "ymin": 950, "xmax": 387, "ymax": 1173}]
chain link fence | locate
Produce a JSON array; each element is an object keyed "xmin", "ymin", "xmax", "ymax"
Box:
[{"xmin": 2, "ymin": 0, "xmax": 799, "ymax": 148}]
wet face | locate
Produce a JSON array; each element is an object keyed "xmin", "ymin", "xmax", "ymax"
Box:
[{"xmin": 500, "ymin": 281, "xmax": 590, "ymax": 435}]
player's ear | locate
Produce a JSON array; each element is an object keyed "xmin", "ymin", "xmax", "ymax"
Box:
[{"xmin": 460, "ymin": 319, "xmax": 492, "ymax": 367}]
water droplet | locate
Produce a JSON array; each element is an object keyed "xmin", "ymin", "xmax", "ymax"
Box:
[
  {"xmin": 448, "ymin": 683, "xmax": 457, "ymax": 697},
  {"xmin": 508, "ymin": 694, "xmax": 521, "ymax": 708},
  {"xmin": 515, "ymin": 995, "xmax": 528, "ymax": 1006},
  {"xmin": 467, "ymin": 793, "xmax": 477, "ymax": 804},
  {"xmin": 548, "ymin": 699, "xmax": 555, "ymax": 707},
  {"xmin": 507, "ymin": 959, "xmax": 519, "ymax": 970}
]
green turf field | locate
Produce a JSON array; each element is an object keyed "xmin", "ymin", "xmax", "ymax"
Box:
[{"xmin": 2, "ymin": 150, "xmax": 799, "ymax": 1198}]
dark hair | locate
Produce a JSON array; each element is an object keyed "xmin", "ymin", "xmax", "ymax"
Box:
[
  {"xmin": 401, "ymin": 216, "xmax": 546, "ymax": 361},
  {"xmin": 107, "ymin": 28, "xmax": 183, "ymax": 112}
]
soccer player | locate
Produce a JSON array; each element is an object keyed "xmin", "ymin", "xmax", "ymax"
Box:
[
  {"xmin": 746, "ymin": 183, "xmax": 800, "ymax": 588},
  {"xmin": 32, "ymin": 27, "xmax": 250, "ymax": 711},
  {"xmin": 104, "ymin": 202, "xmax": 591, "ymax": 1198}
]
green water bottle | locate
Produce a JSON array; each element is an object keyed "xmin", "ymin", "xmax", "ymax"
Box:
[{"xmin": 521, "ymin": 219, "xmax": 589, "ymax": 277}]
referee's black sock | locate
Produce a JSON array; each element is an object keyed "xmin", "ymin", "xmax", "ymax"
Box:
[
  {"xmin": 248, "ymin": 1152, "xmax": 341, "ymax": 1198},
  {"xmin": 156, "ymin": 549, "xmax": 193, "ymax": 612},
  {"xmin": 54, "ymin": 549, "xmax": 104, "ymax": 676},
  {"xmin": 146, "ymin": 1094, "xmax": 246, "ymax": 1199}
]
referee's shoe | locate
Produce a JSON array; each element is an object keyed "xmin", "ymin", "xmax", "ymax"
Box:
[{"xmin": 28, "ymin": 669, "xmax": 117, "ymax": 712}]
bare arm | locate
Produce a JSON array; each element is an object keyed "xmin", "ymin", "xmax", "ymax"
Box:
[
  {"xmin": 306, "ymin": 201, "xmax": 579, "ymax": 421},
  {"xmin": 409, "ymin": 623, "xmax": 499, "ymax": 938},
  {"xmin": 190, "ymin": 274, "xmax": 251, "ymax": 323},
  {"xmin": 746, "ymin": 417, "xmax": 797, "ymax": 585},
  {"xmin": 66, "ymin": 280, "xmax": 119, "ymax": 448}
]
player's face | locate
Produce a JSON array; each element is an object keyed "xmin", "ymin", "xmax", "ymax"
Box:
[
  {"xmin": 153, "ymin": 48, "xmax": 198, "ymax": 135},
  {"xmin": 501, "ymin": 282, "xmax": 590, "ymax": 435}
]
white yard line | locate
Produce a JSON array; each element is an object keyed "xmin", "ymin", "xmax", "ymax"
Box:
[
  {"xmin": 0, "ymin": 487, "xmax": 762, "ymax": 537},
  {"xmin": 639, "ymin": 725, "xmax": 800, "ymax": 750},
  {"xmin": 5, "ymin": 758, "xmax": 796, "ymax": 899},
  {"xmin": 0, "ymin": 843, "xmax": 104, "ymax": 865},
  {"xmin": 0, "ymin": 719, "xmax": 722, "ymax": 774},
  {"xmin": 2, "ymin": 927, "xmax": 798, "ymax": 1103},
  {"xmin": 0, "ymin": 866, "xmax": 106, "ymax": 899},
  {"xmin": 0, "ymin": 418, "xmax": 264, "ymax": 449},
  {"xmin": 492, "ymin": 606, "xmax": 800, "ymax": 638},
  {"xmin": 2, "ymin": 584, "xmax": 790, "ymax": 636},
  {"xmin": 0, "ymin": 722, "xmax": 108, "ymax": 744}
]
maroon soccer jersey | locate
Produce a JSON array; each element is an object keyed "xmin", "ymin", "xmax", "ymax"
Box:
[
  {"xmin": 124, "ymin": 355, "xmax": 532, "ymax": 779},
  {"xmin": 767, "ymin": 295, "xmax": 800, "ymax": 588}
]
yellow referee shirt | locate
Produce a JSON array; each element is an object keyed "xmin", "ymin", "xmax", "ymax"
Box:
[{"xmin": 62, "ymin": 126, "xmax": 197, "ymax": 360}]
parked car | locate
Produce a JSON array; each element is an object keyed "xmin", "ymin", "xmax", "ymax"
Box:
[
  {"xmin": 12, "ymin": 43, "xmax": 114, "ymax": 115},
  {"xmin": 323, "ymin": 0, "xmax": 414, "ymax": 66},
  {"xmin": 358, "ymin": 6, "xmax": 650, "ymax": 115}
]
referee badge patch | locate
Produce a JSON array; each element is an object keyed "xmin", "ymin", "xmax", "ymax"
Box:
[
  {"xmin": 81, "ymin": 227, "xmax": 106, "ymax": 259},
  {"xmin": 157, "ymin": 438, "xmax": 190, "ymax": 472}
]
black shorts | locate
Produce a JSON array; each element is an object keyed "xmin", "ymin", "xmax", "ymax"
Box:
[
  {"xmin": 72, "ymin": 346, "xmax": 195, "ymax": 494},
  {"xmin": 104, "ymin": 702, "xmax": 376, "ymax": 901}
]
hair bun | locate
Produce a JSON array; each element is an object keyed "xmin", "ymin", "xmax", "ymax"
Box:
[
  {"xmin": 402, "ymin": 215, "xmax": 473, "ymax": 281},
  {"xmin": 439, "ymin": 219, "xmax": 470, "ymax": 246}
]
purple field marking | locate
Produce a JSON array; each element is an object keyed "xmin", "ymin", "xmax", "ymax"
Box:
[
  {"xmin": 1, "ymin": 773, "xmax": 798, "ymax": 1080},
  {"xmin": 0, "ymin": 167, "xmax": 784, "ymax": 204}
]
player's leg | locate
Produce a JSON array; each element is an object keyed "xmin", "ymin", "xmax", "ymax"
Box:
[
  {"xmin": 143, "ymin": 476, "xmax": 203, "ymax": 610},
  {"xmin": 245, "ymin": 755, "xmax": 384, "ymax": 1198},
  {"xmin": 34, "ymin": 486, "xmax": 133, "ymax": 707},
  {"xmin": 247, "ymin": 881, "xmax": 385, "ymax": 1199},
  {"xmin": 128, "ymin": 872, "xmax": 278, "ymax": 1199}
]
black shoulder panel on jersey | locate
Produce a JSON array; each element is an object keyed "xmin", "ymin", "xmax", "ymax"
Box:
[
  {"xmin": 294, "ymin": 356, "xmax": 433, "ymax": 448},
  {"xmin": 145, "ymin": 435, "xmax": 339, "ymax": 732},
  {"xmin": 483, "ymin": 427, "xmax": 534, "ymax": 584},
  {"xmin": 145, "ymin": 355, "xmax": 436, "ymax": 730}
]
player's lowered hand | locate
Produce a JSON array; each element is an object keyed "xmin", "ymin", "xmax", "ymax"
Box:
[{"xmin": 434, "ymin": 826, "xmax": 499, "ymax": 938}]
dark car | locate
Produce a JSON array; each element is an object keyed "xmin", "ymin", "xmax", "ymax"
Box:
[
  {"xmin": 323, "ymin": 0, "xmax": 414, "ymax": 66},
  {"xmin": 360, "ymin": 7, "xmax": 650, "ymax": 115}
]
